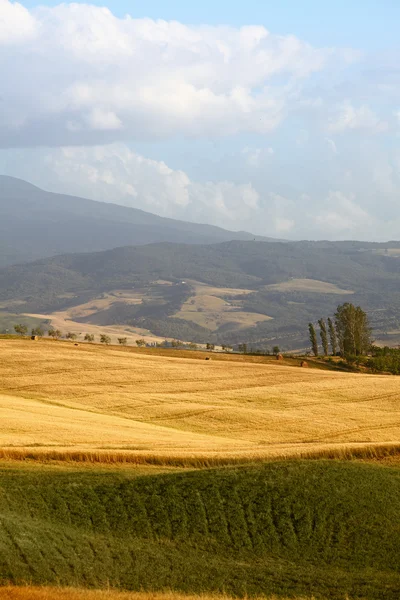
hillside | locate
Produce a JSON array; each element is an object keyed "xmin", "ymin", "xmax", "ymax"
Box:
[
  {"xmin": 1, "ymin": 339, "xmax": 400, "ymax": 461},
  {"xmin": 0, "ymin": 176, "xmax": 270, "ymax": 267},
  {"xmin": 1, "ymin": 238, "xmax": 400, "ymax": 348},
  {"xmin": 0, "ymin": 461, "xmax": 399, "ymax": 599}
]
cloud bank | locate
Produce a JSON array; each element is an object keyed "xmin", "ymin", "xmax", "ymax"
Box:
[
  {"xmin": 0, "ymin": 0, "xmax": 338, "ymax": 147},
  {"xmin": 1, "ymin": 1, "xmax": 399, "ymax": 240}
]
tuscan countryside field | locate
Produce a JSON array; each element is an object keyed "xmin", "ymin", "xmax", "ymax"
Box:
[
  {"xmin": 1, "ymin": 338, "xmax": 400, "ymax": 462},
  {"xmin": 1, "ymin": 337, "xmax": 400, "ymax": 600},
  {"xmin": 2, "ymin": 0, "xmax": 400, "ymax": 598}
]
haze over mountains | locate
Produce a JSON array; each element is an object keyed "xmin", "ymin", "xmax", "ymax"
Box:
[
  {"xmin": 0, "ymin": 176, "xmax": 271, "ymax": 267},
  {"xmin": 1, "ymin": 187, "xmax": 400, "ymax": 349}
]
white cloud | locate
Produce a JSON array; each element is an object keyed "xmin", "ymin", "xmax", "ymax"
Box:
[
  {"xmin": 242, "ymin": 146, "xmax": 274, "ymax": 167},
  {"xmin": 0, "ymin": 0, "xmax": 37, "ymax": 44},
  {"xmin": 313, "ymin": 191, "xmax": 375, "ymax": 233},
  {"xmin": 0, "ymin": 1, "xmax": 335, "ymax": 147},
  {"xmin": 327, "ymin": 101, "xmax": 388, "ymax": 134},
  {"xmin": 38, "ymin": 144, "xmax": 262, "ymax": 226}
]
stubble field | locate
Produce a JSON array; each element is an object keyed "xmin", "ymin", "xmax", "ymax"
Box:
[{"xmin": 0, "ymin": 338, "xmax": 399, "ymax": 463}]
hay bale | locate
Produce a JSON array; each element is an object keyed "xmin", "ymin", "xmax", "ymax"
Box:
[
  {"xmin": 74, "ymin": 343, "xmax": 79, "ymax": 347},
  {"xmin": 300, "ymin": 360, "xmax": 309, "ymax": 368},
  {"xmin": 276, "ymin": 354, "xmax": 284, "ymax": 361},
  {"xmin": 205, "ymin": 357, "xmax": 211, "ymax": 361},
  {"xmin": 31, "ymin": 336, "xmax": 38, "ymax": 341}
]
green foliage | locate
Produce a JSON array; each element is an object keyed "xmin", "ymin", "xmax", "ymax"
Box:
[
  {"xmin": 66, "ymin": 332, "xmax": 78, "ymax": 341},
  {"xmin": 272, "ymin": 345, "xmax": 280, "ymax": 356},
  {"xmin": 48, "ymin": 328, "xmax": 62, "ymax": 339},
  {"xmin": 335, "ymin": 302, "xmax": 371, "ymax": 356},
  {"xmin": 100, "ymin": 334, "xmax": 111, "ymax": 345},
  {"xmin": 135, "ymin": 338, "xmax": 146, "ymax": 347},
  {"xmin": 118, "ymin": 337, "xmax": 128, "ymax": 346},
  {"xmin": 318, "ymin": 318, "xmax": 329, "ymax": 356},
  {"xmin": 0, "ymin": 462, "xmax": 399, "ymax": 598},
  {"xmin": 308, "ymin": 323, "xmax": 318, "ymax": 356},
  {"xmin": 328, "ymin": 317, "xmax": 337, "ymax": 355},
  {"xmin": 367, "ymin": 346, "xmax": 400, "ymax": 374},
  {"xmin": 84, "ymin": 333, "xmax": 95, "ymax": 343},
  {"xmin": 14, "ymin": 323, "xmax": 28, "ymax": 336},
  {"xmin": 31, "ymin": 326, "xmax": 45, "ymax": 337}
]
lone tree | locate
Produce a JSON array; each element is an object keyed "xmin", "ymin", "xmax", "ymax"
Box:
[
  {"xmin": 14, "ymin": 324, "xmax": 28, "ymax": 336},
  {"xmin": 84, "ymin": 333, "xmax": 95, "ymax": 343},
  {"xmin": 334, "ymin": 302, "xmax": 371, "ymax": 357},
  {"xmin": 308, "ymin": 323, "xmax": 319, "ymax": 356},
  {"xmin": 48, "ymin": 328, "xmax": 62, "ymax": 340},
  {"xmin": 31, "ymin": 327, "xmax": 44, "ymax": 338},
  {"xmin": 328, "ymin": 317, "xmax": 337, "ymax": 356},
  {"xmin": 318, "ymin": 318, "xmax": 329, "ymax": 356},
  {"xmin": 272, "ymin": 345, "xmax": 280, "ymax": 356},
  {"xmin": 66, "ymin": 332, "xmax": 78, "ymax": 341},
  {"xmin": 100, "ymin": 334, "xmax": 111, "ymax": 345},
  {"xmin": 118, "ymin": 337, "xmax": 128, "ymax": 346},
  {"xmin": 136, "ymin": 339, "xmax": 146, "ymax": 347}
]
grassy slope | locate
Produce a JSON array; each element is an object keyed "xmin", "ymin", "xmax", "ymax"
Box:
[
  {"xmin": 1, "ymin": 339, "xmax": 400, "ymax": 459},
  {"xmin": 0, "ymin": 461, "xmax": 399, "ymax": 599},
  {"xmin": 0, "ymin": 589, "xmax": 315, "ymax": 600}
]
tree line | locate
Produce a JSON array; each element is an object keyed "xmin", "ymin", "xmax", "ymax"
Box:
[{"xmin": 308, "ymin": 302, "xmax": 372, "ymax": 358}]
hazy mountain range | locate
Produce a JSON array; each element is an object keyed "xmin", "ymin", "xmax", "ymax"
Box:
[
  {"xmin": 1, "ymin": 184, "xmax": 400, "ymax": 348},
  {"xmin": 0, "ymin": 176, "xmax": 272, "ymax": 268}
]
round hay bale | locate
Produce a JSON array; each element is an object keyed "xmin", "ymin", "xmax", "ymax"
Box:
[
  {"xmin": 31, "ymin": 335, "xmax": 38, "ymax": 341},
  {"xmin": 276, "ymin": 353, "xmax": 284, "ymax": 361},
  {"xmin": 205, "ymin": 357, "xmax": 211, "ymax": 361},
  {"xmin": 74, "ymin": 343, "xmax": 79, "ymax": 347},
  {"xmin": 300, "ymin": 360, "xmax": 309, "ymax": 368}
]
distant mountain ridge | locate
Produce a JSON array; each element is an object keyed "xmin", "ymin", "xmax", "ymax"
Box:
[
  {"xmin": 1, "ymin": 238, "xmax": 400, "ymax": 349},
  {"xmin": 0, "ymin": 175, "xmax": 273, "ymax": 267}
]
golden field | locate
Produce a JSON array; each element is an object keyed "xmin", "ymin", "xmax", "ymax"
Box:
[
  {"xmin": 174, "ymin": 280, "xmax": 271, "ymax": 330},
  {"xmin": 0, "ymin": 338, "xmax": 399, "ymax": 462}
]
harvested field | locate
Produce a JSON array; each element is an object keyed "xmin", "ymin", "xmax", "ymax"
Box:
[
  {"xmin": 175, "ymin": 281, "xmax": 270, "ymax": 330},
  {"xmin": 0, "ymin": 339, "xmax": 399, "ymax": 461},
  {"xmin": 24, "ymin": 312, "xmax": 170, "ymax": 346},
  {"xmin": 264, "ymin": 278, "xmax": 354, "ymax": 294}
]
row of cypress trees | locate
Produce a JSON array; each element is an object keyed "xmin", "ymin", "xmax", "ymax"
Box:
[{"xmin": 308, "ymin": 302, "xmax": 371, "ymax": 357}]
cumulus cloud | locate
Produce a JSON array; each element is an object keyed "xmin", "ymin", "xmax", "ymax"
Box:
[
  {"xmin": 0, "ymin": 1, "xmax": 337, "ymax": 147},
  {"xmin": 327, "ymin": 101, "xmax": 388, "ymax": 134},
  {"xmin": 313, "ymin": 191, "xmax": 375, "ymax": 234},
  {"xmin": 0, "ymin": 0, "xmax": 37, "ymax": 44},
  {"xmin": 37, "ymin": 144, "xmax": 262, "ymax": 227}
]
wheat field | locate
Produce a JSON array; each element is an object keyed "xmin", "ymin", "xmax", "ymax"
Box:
[{"xmin": 0, "ymin": 339, "xmax": 399, "ymax": 462}]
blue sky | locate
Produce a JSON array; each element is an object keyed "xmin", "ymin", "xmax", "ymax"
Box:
[
  {"xmin": 1, "ymin": 0, "xmax": 400, "ymax": 240},
  {"xmin": 19, "ymin": 0, "xmax": 400, "ymax": 49}
]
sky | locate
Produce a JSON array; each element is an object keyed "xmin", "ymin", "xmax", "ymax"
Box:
[{"xmin": 1, "ymin": 0, "xmax": 400, "ymax": 240}]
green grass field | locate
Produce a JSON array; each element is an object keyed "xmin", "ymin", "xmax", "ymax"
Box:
[{"xmin": 1, "ymin": 460, "xmax": 399, "ymax": 599}]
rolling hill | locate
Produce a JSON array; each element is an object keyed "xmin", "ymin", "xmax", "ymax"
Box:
[
  {"xmin": 1, "ymin": 238, "xmax": 400, "ymax": 348},
  {"xmin": 1, "ymin": 460, "xmax": 399, "ymax": 599},
  {"xmin": 0, "ymin": 176, "xmax": 271, "ymax": 267},
  {"xmin": 1, "ymin": 339, "xmax": 400, "ymax": 460}
]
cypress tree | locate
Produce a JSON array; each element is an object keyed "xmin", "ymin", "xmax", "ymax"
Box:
[
  {"xmin": 318, "ymin": 318, "xmax": 329, "ymax": 356},
  {"xmin": 328, "ymin": 317, "xmax": 337, "ymax": 356},
  {"xmin": 308, "ymin": 323, "xmax": 319, "ymax": 357}
]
